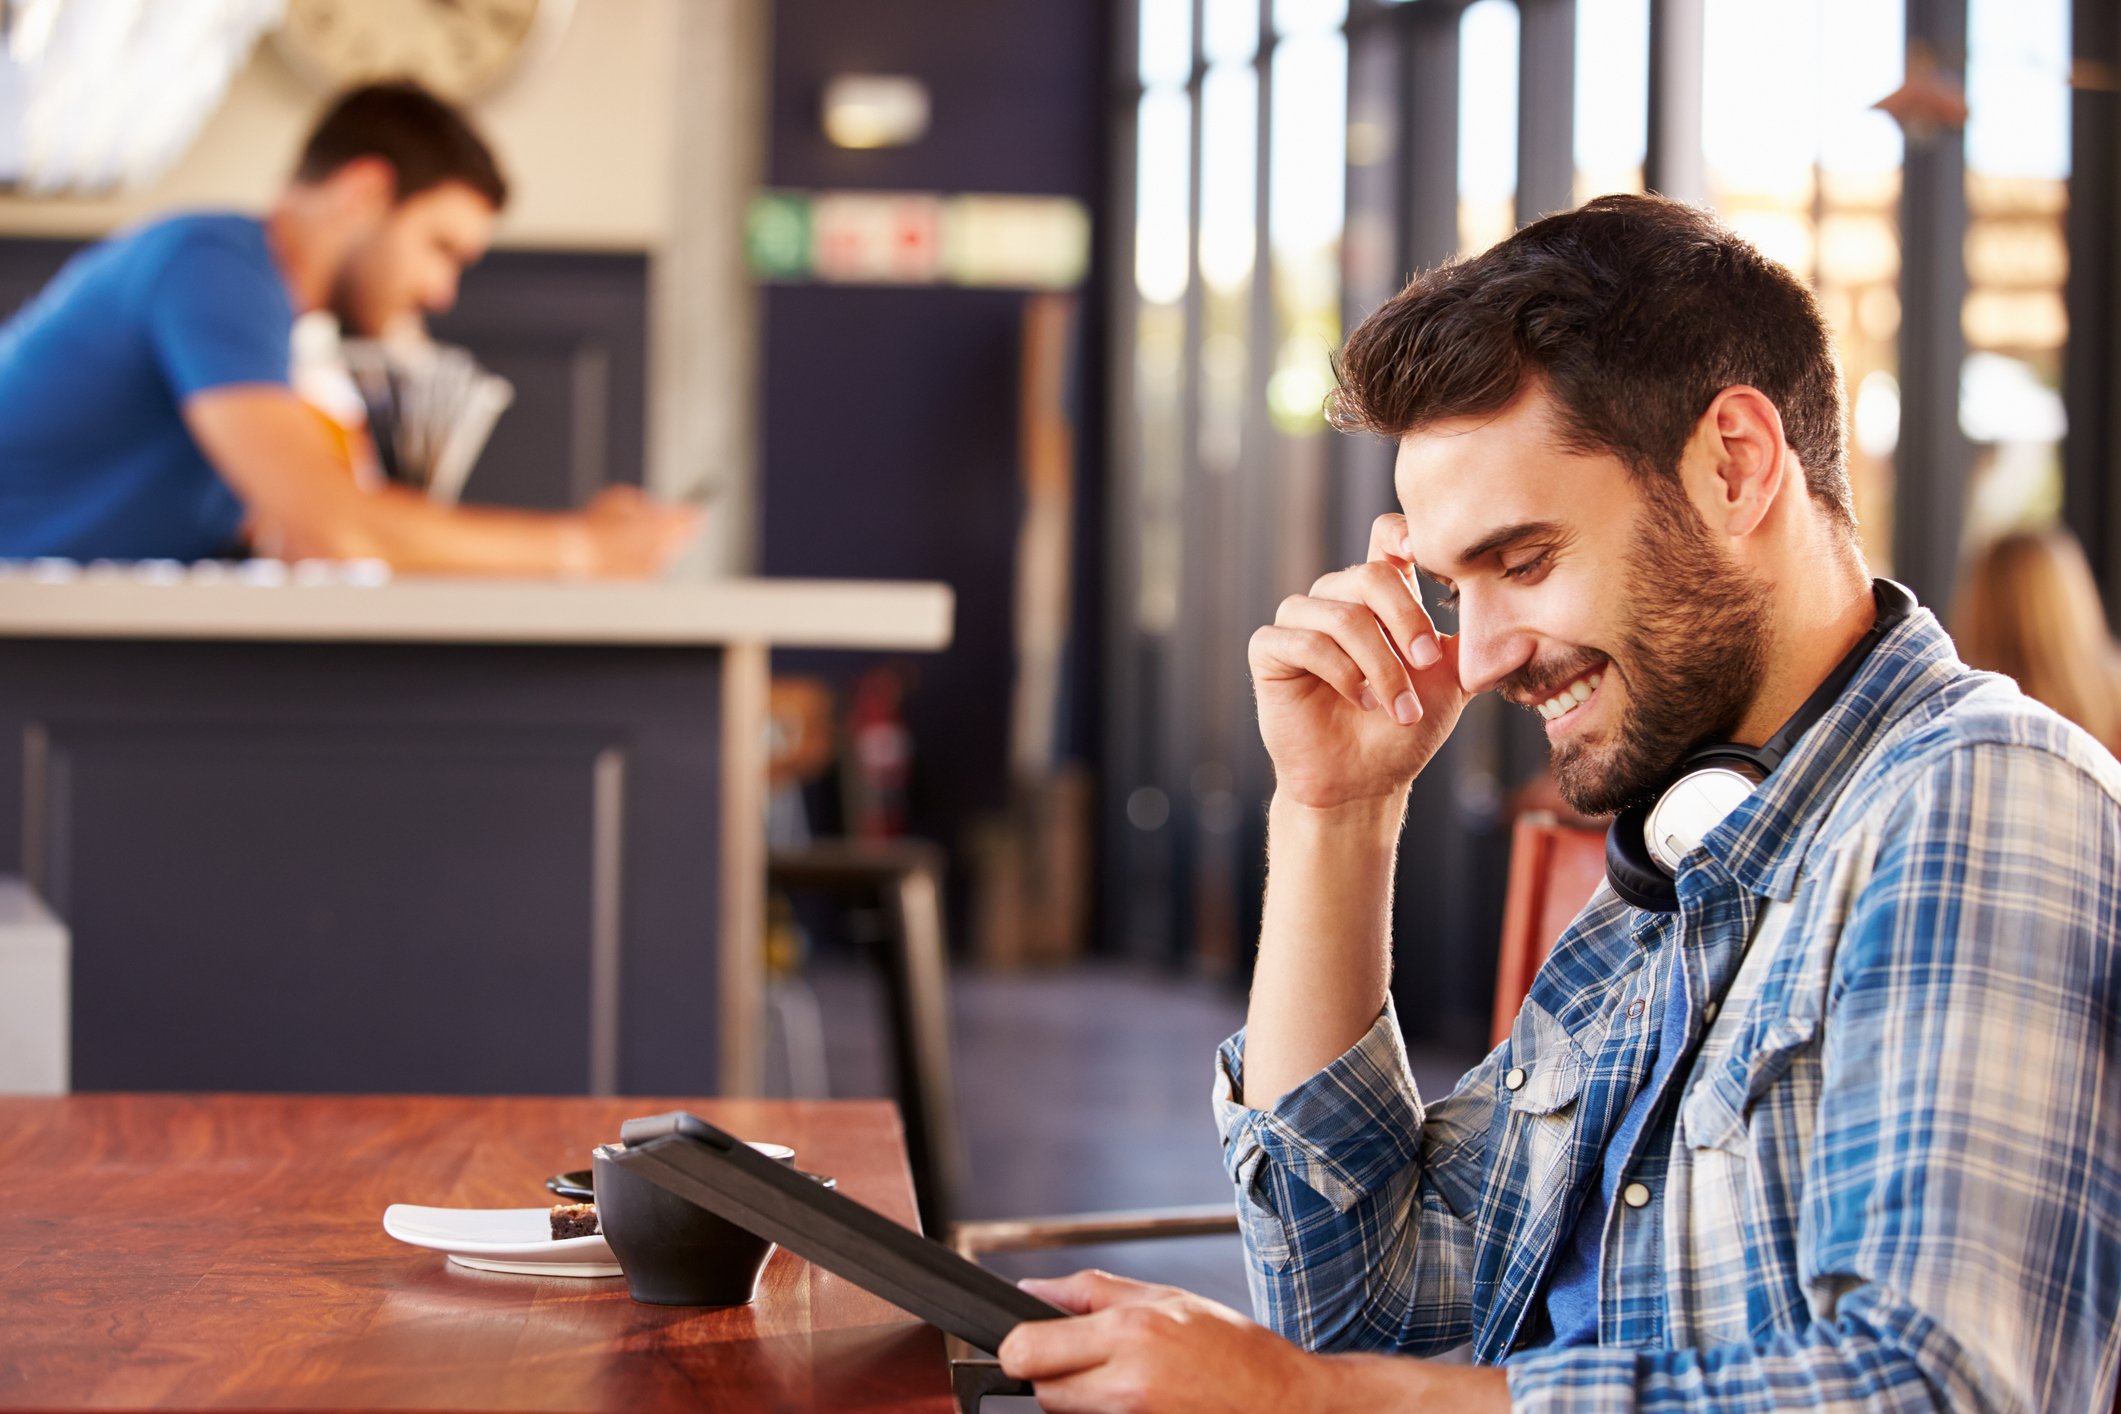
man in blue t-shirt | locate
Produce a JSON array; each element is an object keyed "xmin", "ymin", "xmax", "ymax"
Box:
[{"xmin": 0, "ymin": 83, "xmax": 694, "ymax": 575}]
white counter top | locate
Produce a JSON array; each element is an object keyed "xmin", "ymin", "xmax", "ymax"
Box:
[{"xmin": 0, "ymin": 569, "xmax": 955, "ymax": 650}]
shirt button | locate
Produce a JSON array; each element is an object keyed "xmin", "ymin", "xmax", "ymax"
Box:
[
  {"xmin": 1623, "ymin": 1182, "xmax": 1652, "ymax": 1209},
  {"xmin": 1505, "ymin": 1067, "xmax": 1527, "ymax": 1090},
  {"xmin": 1626, "ymin": 999, "xmax": 1646, "ymax": 1020},
  {"xmin": 1704, "ymin": 1001, "xmax": 1720, "ymax": 1022}
]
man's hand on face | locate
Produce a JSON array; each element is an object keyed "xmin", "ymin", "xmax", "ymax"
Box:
[
  {"xmin": 1248, "ymin": 512, "xmax": 1467, "ymax": 811},
  {"xmin": 997, "ymin": 1270, "xmax": 1330, "ymax": 1414}
]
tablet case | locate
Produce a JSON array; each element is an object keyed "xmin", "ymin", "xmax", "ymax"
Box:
[{"xmin": 610, "ymin": 1110, "xmax": 1066, "ymax": 1353}]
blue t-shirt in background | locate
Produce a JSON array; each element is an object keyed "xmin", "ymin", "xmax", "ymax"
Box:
[{"xmin": 0, "ymin": 213, "xmax": 293, "ymax": 560}]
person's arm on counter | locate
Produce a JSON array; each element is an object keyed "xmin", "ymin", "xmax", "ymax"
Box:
[{"xmin": 185, "ymin": 386, "xmax": 697, "ymax": 576}]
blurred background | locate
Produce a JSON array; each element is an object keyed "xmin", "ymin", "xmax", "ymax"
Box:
[{"xmin": 0, "ymin": 0, "xmax": 2114, "ymax": 1308}]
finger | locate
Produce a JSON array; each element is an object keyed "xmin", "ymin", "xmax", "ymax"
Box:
[
  {"xmin": 1273, "ymin": 595, "xmax": 1420, "ymax": 722},
  {"xmin": 1019, "ymin": 1368, "xmax": 1137, "ymax": 1414},
  {"xmin": 1309, "ymin": 559, "xmax": 1445, "ymax": 677},
  {"xmin": 1020, "ymin": 1270, "xmax": 1176, "ymax": 1315},
  {"xmin": 591, "ymin": 484, "xmax": 646, "ymax": 510},
  {"xmin": 1366, "ymin": 511, "xmax": 1412, "ymax": 566},
  {"xmin": 661, "ymin": 510, "xmax": 701, "ymax": 547},
  {"xmin": 998, "ymin": 1309, "xmax": 1120, "ymax": 1382},
  {"xmin": 1248, "ymin": 623, "xmax": 1373, "ymax": 711},
  {"xmin": 1018, "ymin": 1273, "xmax": 1102, "ymax": 1316}
]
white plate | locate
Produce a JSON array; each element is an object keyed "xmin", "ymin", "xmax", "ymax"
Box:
[{"xmin": 383, "ymin": 1204, "xmax": 624, "ymax": 1278}]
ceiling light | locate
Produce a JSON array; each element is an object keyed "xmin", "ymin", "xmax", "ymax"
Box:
[{"xmin": 822, "ymin": 74, "xmax": 929, "ymax": 150}]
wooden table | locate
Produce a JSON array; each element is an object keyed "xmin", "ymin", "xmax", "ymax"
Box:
[{"xmin": 0, "ymin": 1094, "xmax": 956, "ymax": 1411}]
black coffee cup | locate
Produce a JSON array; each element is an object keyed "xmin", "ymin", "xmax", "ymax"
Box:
[{"xmin": 591, "ymin": 1139, "xmax": 791, "ymax": 1306}]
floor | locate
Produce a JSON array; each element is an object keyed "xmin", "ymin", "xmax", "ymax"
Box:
[{"xmin": 792, "ymin": 958, "xmax": 1482, "ymax": 1314}]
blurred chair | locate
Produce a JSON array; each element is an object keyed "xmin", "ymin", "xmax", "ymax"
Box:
[
  {"xmin": 763, "ymin": 674, "xmax": 965, "ymax": 1236},
  {"xmin": 768, "ymin": 838, "xmax": 961, "ymax": 1234},
  {"xmin": 1491, "ymin": 813, "xmax": 1609, "ymax": 1048},
  {"xmin": 946, "ymin": 809, "xmax": 1610, "ymax": 1408}
]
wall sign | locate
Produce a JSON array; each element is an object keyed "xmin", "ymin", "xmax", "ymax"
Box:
[{"xmin": 746, "ymin": 189, "xmax": 1089, "ymax": 291}]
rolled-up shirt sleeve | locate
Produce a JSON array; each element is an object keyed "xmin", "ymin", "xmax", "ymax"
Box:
[{"xmin": 1214, "ymin": 994, "xmax": 1498, "ymax": 1356}]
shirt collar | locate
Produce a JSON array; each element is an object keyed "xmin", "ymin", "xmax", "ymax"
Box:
[{"xmin": 1692, "ymin": 600, "xmax": 1967, "ymax": 902}]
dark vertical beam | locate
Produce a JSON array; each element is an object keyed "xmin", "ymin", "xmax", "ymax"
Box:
[
  {"xmin": 1100, "ymin": 0, "xmax": 1147, "ymax": 960},
  {"xmin": 1162, "ymin": 0, "xmax": 1209, "ymax": 964},
  {"xmin": 1644, "ymin": 0, "xmax": 1704, "ymax": 200},
  {"xmin": 1894, "ymin": 0, "xmax": 1974, "ymax": 612},
  {"xmin": 1516, "ymin": 0, "xmax": 1577, "ymax": 224},
  {"xmin": 1507, "ymin": 0, "xmax": 1576, "ymax": 796},
  {"xmin": 1328, "ymin": 2, "xmax": 1459, "ymax": 568},
  {"xmin": 1332, "ymin": 13, "xmax": 1409, "ymax": 565},
  {"xmin": 2064, "ymin": 0, "xmax": 2121, "ymax": 623},
  {"xmin": 1400, "ymin": 1, "xmax": 1464, "ymax": 273},
  {"xmin": 1249, "ymin": 7, "xmax": 1275, "ymax": 496},
  {"xmin": 1233, "ymin": 1, "xmax": 1280, "ymax": 957},
  {"xmin": 1387, "ymin": 0, "xmax": 1498, "ymax": 1052}
]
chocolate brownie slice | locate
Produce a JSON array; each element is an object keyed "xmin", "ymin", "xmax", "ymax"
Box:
[{"xmin": 549, "ymin": 1202, "xmax": 599, "ymax": 1240}]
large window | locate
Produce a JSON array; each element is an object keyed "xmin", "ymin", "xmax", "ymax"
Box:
[
  {"xmin": 1110, "ymin": 0, "xmax": 1350, "ymax": 967},
  {"xmin": 1107, "ymin": 0, "xmax": 2089, "ymax": 1015},
  {"xmin": 1573, "ymin": 0, "xmax": 1648, "ymax": 201},
  {"xmin": 1458, "ymin": 0, "xmax": 1518, "ymax": 254},
  {"xmin": 1701, "ymin": 0, "xmax": 1906, "ymax": 570},
  {"xmin": 1960, "ymin": 0, "xmax": 2072, "ymax": 542}
]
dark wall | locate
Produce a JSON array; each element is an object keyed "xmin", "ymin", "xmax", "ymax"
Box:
[
  {"xmin": 3, "ymin": 638, "xmax": 726, "ymax": 1096},
  {"xmin": 432, "ymin": 251, "xmax": 648, "ymax": 508},
  {"xmin": 760, "ymin": 2, "xmax": 1109, "ymax": 870}
]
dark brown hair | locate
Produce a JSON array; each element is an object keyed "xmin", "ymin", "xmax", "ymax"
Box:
[
  {"xmin": 1330, "ymin": 194, "xmax": 1853, "ymax": 529},
  {"xmin": 294, "ymin": 82, "xmax": 509, "ymax": 209}
]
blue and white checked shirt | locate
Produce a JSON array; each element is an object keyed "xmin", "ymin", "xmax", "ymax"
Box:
[{"xmin": 1215, "ymin": 606, "xmax": 2121, "ymax": 1411}]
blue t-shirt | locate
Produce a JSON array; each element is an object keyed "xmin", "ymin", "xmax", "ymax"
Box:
[
  {"xmin": 0, "ymin": 213, "xmax": 293, "ymax": 560},
  {"xmin": 1536, "ymin": 937, "xmax": 1693, "ymax": 1348}
]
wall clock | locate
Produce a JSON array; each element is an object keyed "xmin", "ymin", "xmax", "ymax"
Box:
[{"xmin": 273, "ymin": 0, "xmax": 573, "ymax": 104}]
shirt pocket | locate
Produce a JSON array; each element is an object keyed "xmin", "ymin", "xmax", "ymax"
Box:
[
  {"xmin": 1499, "ymin": 999, "xmax": 1591, "ymax": 1193},
  {"xmin": 1680, "ymin": 1007, "xmax": 1822, "ymax": 1153},
  {"xmin": 1679, "ymin": 850, "xmax": 1855, "ymax": 1154}
]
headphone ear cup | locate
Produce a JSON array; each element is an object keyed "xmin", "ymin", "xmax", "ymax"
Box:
[{"xmin": 1605, "ymin": 802, "xmax": 1679, "ymax": 912}]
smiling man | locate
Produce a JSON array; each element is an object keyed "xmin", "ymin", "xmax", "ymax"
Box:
[
  {"xmin": 999, "ymin": 195, "xmax": 2121, "ymax": 1410},
  {"xmin": 0, "ymin": 82, "xmax": 694, "ymax": 575}
]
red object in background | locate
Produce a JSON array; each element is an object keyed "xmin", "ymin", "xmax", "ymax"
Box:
[
  {"xmin": 848, "ymin": 665, "xmax": 914, "ymax": 839},
  {"xmin": 1491, "ymin": 815, "xmax": 1609, "ymax": 1048},
  {"xmin": 811, "ymin": 194, "xmax": 943, "ymax": 284}
]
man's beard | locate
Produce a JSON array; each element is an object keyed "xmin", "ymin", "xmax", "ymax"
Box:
[{"xmin": 1547, "ymin": 480, "xmax": 1773, "ymax": 816}]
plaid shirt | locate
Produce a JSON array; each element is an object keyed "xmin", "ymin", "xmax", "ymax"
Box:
[{"xmin": 1214, "ymin": 607, "xmax": 2121, "ymax": 1411}]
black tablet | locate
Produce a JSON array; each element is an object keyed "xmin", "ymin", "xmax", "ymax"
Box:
[{"xmin": 610, "ymin": 1110, "xmax": 1066, "ymax": 1353}]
